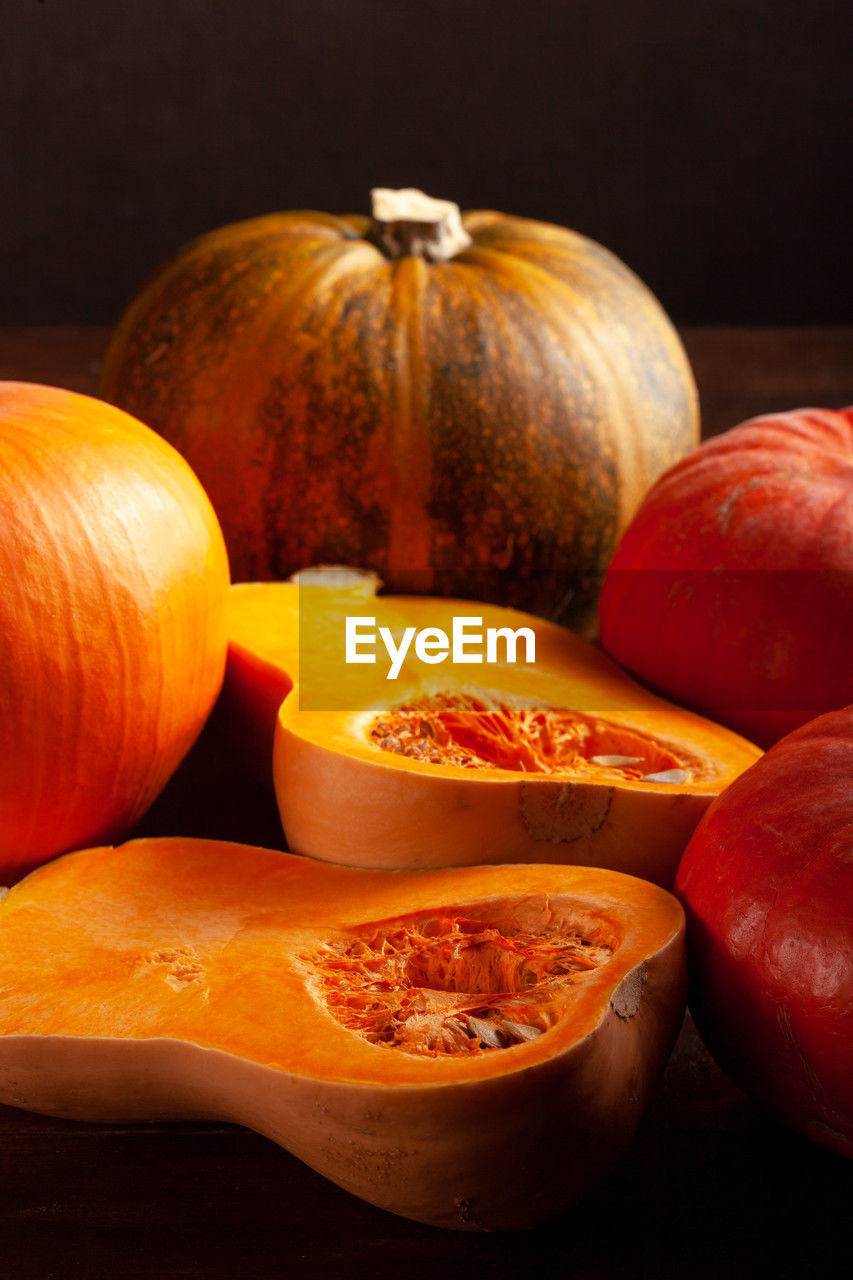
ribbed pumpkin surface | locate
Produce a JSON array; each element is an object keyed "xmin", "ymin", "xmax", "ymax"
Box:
[
  {"xmin": 99, "ymin": 204, "xmax": 698, "ymax": 629},
  {"xmin": 0, "ymin": 382, "xmax": 230, "ymax": 879}
]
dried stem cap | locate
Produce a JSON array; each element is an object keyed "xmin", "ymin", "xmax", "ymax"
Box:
[{"xmin": 368, "ymin": 187, "xmax": 473, "ymax": 262}]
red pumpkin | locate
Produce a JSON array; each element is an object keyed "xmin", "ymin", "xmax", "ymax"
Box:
[
  {"xmin": 0, "ymin": 382, "xmax": 230, "ymax": 880},
  {"xmin": 98, "ymin": 188, "xmax": 698, "ymax": 631},
  {"xmin": 599, "ymin": 406, "xmax": 853, "ymax": 747},
  {"xmin": 675, "ymin": 707, "xmax": 853, "ymax": 1157}
]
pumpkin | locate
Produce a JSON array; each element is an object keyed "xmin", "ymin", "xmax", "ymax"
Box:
[
  {"xmin": 222, "ymin": 578, "xmax": 761, "ymax": 886},
  {"xmin": 0, "ymin": 382, "xmax": 230, "ymax": 881},
  {"xmin": 98, "ymin": 187, "xmax": 699, "ymax": 632},
  {"xmin": 599, "ymin": 406, "xmax": 853, "ymax": 747},
  {"xmin": 0, "ymin": 836, "xmax": 687, "ymax": 1229},
  {"xmin": 675, "ymin": 708, "xmax": 853, "ymax": 1158}
]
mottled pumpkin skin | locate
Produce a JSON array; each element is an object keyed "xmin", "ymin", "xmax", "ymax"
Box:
[
  {"xmin": 99, "ymin": 209, "xmax": 698, "ymax": 630},
  {"xmin": 0, "ymin": 382, "xmax": 230, "ymax": 880},
  {"xmin": 675, "ymin": 709, "xmax": 853, "ymax": 1158}
]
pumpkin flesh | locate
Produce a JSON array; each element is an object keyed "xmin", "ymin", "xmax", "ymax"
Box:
[
  {"xmin": 224, "ymin": 583, "xmax": 761, "ymax": 886},
  {"xmin": 0, "ymin": 837, "xmax": 686, "ymax": 1229},
  {"xmin": 276, "ymin": 673, "xmax": 759, "ymax": 888}
]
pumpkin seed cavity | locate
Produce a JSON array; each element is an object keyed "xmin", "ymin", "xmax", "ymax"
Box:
[
  {"xmin": 308, "ymin": 907, "xmax": 613, "ymax": 1057},
  {"xmin": 370, "ymin": 692, "xmax": 689, "ymax": 782}
]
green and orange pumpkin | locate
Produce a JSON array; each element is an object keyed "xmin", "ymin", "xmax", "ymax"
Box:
[{"xmin": 99, "ymin": 188, "xmax": 698, "ymax": 631}]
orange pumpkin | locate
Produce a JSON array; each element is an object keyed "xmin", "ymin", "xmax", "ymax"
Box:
[
  {"xmin": 99, "ymin": 188, "xmax": 698, "ymax": 631},
  {"xmin": 0, "ymin": 836, "xmax": 687, "ymax": 1229},
  {"xmin": 222, "ymin": 578, "xmax": 762, "ymax": 886},
  {"xmin": 0, "ymin": 382, "xmax": 230, "ymax": 880}
]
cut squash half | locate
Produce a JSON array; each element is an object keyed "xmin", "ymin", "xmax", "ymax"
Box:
[
  {"xmin": 0, "ymin": 837, "xmax": 686, "ymax": 1229},
  {"xmin": 224, "ymin": 580, "xmax": 761, "ymax": 885}
]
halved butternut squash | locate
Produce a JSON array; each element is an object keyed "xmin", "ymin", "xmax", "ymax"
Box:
[
  {"xmin": 223, "ymin": 568, "xmax": 391, "ymax": 781},
  {"xmin": 224, "ymin": 579, "xmax": 761, "ymax": 886},
  {"xmin": 0, "ymin": 837, "xmax": 686, "ymax": 1230}
]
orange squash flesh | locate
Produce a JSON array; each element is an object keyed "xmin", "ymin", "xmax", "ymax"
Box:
[
  {"xmin": 223, "ymin": 570, "xmax": 391, "ymax": 781},
  {"xmin": 0, "ymin": 837, "xmax": 686, "ymax": 1230},
  {"xmin": 224, "ymin": 582, "xmax": 761, "ymax": 886}
]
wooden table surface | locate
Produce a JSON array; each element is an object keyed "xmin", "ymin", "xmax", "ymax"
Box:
[{"xmin": 0, "ymin": 327, "xmax": 851, "ymax": 1279}]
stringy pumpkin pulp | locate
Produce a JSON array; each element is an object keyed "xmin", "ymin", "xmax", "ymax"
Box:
[
  {"xmin": 307, "ymin": 907, "xmax": 614, "ymax": 1057},
  {"xmin": 370, "ymin": 692, "xmax": 691, "ymax": 783}
]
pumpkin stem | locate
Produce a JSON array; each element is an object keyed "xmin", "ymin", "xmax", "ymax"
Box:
[
  {"xmin": 367, "ymin": 188, "xmax": 473, "ymax": 262},
  {"xmin": 287, "ymin": 565, "xmax": 381, "ymax": 596}
]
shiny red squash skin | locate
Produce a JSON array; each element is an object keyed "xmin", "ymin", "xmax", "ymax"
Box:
[
  {"xmin": 600, "ymin": 406, "xmax": 853, "ymax": 747},
  {"xmin": 675, "ymin": 708, "xmax": 853, "ymax": 1157}
]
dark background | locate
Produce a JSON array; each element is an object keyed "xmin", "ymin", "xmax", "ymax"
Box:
[
  {"xmin": 2, "ymin": 8, "xmax": 852, "ymax": 1274},
  {"xmin": 2, "ymin": 0, "xmax": 851, "ymax": 325}
]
